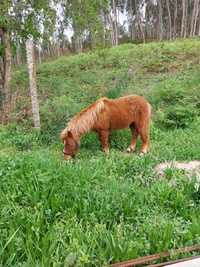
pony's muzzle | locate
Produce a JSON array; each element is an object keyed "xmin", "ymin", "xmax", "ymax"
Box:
[
  {"xmin": 64, "ymin": 154, "xmax": 72, "ymax": 160},
  {"xmin": 63, "ymin": 150, "xmax": 73, "ymax": 160}
]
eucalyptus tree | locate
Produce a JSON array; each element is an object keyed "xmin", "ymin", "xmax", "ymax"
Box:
[
  {"xmin": 0, "ymin": 1, "xmax": 12, "ymax": 123},
  {"xmin": 0, "ymin": 0, "xmax": 56, "ymax": 127},
  {"xmin": 62, "ymin": 0, "xmax": 112, "ymax": 51}
]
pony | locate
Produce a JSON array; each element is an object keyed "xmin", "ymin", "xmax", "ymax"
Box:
[{"xmin": 61, "ymin": 95, "xmax": 151, "ymax": 160}]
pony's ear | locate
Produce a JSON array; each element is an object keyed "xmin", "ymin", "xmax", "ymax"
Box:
[
  {"xmin": 60, "ymin": 129, "xmax": 68, "ymax": 142},
  {"xmin": 67, "ymin": 131, "xmax": 73, "ymax": 138}
]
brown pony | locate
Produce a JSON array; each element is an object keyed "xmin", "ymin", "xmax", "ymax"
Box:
[{"xmin": 61, "ymin": 95, "xmax": 151, "ymax": 160}]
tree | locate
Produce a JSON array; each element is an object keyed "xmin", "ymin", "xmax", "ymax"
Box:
[
  {"xmin": 0, "ymin": 28, "xmax": 12, "ymax": 123},
  {"xmin": 166, "ymin": 0, "xmax": 172, "ymax": 40},
  {"xmin": 111, "ymin": 0, "xmax": 119, "ymax": 45},
  {"xmin": 181, "ymin": 0, "xmax": 187, "ymax": 37},
  {"xmin": 0, "ymin": 0, "xmax": 56, "ymax": 126},
  {"xmin": 158, "ymin": 0, "xmax": 164, "ymax": 40},
  {"xmin": 173, "ymin": 0, "xmax": 178, "ymax": 38},
  {"xmin": 26, "ymin": 39, "xmax": 40, "ymax": 129},
  {"xmin": 0, "ymin": 1, "xmax": 12, "ymax": 123},
  {"xmin": 190, "ymin": 0, "xmax": 200, "ymax": 36}
]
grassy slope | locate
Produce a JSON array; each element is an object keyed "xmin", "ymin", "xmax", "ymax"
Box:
[{"xmin": 1, "ymin": 39, "xmax": 200, "ymax": 266}]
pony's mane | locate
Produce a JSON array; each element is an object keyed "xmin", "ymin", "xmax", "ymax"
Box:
[{"xmin": 61, "ymin": 97, "xmax": 107, "ymax": 139}]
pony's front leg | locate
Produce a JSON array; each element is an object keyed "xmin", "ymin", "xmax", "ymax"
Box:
[{"xmin": 98, "ymin": 130, "xmax": 110, "ymax": 154}]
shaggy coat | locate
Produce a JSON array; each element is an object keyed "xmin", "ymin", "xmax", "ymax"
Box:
[{"xmin": 61, "ymin": 95, "xmax": 151, "ymax": 159}]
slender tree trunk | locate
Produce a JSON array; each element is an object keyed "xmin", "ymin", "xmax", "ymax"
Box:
[
  {"xmin": 128, "ymin": 0, "xmax": 135, "ymax": 41},
  {"xmin": 102, "ymin": 9, "xmax": 107, "ymax": 47},
  {"xmin": 25, "ymin": 39, "xmax": 40, "ymax": 129},
  {"xmin": 74, "ymin": 35, "xmax": 82, "ymax": 53},
  {"xmin": 181, "ymin": 0, "xmax": 185, "ymax": 37},
  {"xmin": 107, "ymin": 13, "xmax": 115, "ymax": 46},
  {"xmin": 184, "ymin": 0, "xmax": 188, "ymax": 37},
  {"xmin": 112, "ymin": 0, "xmax": 118, "ymax": 45},
  {"xmin": 102, "ymin": 10, "xmax": 107, "ymax": 47},
  {"xmin": 198, "ymin": 18, "xmax": 200, "ymax": 36},
  {"xmin": 15, "ymin": 43, "xmax": 21, "ymax": 65},
  {"xmin": 56, "ymin": 43, "xmax": 60, "ymax": 57},
  {"xmin": 158, "ymin": 0, "xmax": 163, "ymax": 40},
  {"xmin": 190, "ymin": 0, "xmax": 199, "ymax": 36},
  {"xmin": 193, "ymin": 2, "xmax": 199, "ymax": 36},
  {"xmin": 181, "ymin": 0, "xmax": 187, "ymax": 37},
  {"xmin": 38, "ymin": 42, "xmax": 42, "ymax": 64},
  {"xmin": 1, "ymin": 28, "xmax": 12, "ymax": 123},
  {"xmin": 0, "ymin": 57, "xmax": 3, "ymax": 88},
  {"xmin": 145, "ymin": 2, "xmax": 150, "ymax": 40},
  {"xmin": 166, "ymin": 0, "xmax": 172, "ymax": 40},
  {"xmin": 173, "ymin": 0, "xmax": 178, "ymax": 38},
  {"xmin": 135, "ymin": 0, "xmax": 145, "ymax": 43},
  {"xmin": 0, "ymin": 28, "xmax": 4, "ymax": 107}
]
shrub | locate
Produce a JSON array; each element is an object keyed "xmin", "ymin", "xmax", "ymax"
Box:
[
  {"xmin": 155, "ymin": 103, "xmax": 198, "ymax": 129},
  {"xmin": 151, "ymin": 80, "xmax": 200, "ymax": 129},
  {"xmin": 40, "ymin": 96, "xmax": 81, "ymax": 135}
]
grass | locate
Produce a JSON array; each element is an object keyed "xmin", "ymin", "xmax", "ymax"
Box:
[{"xmin": 1, "ymin": 38, "xmax": 200, "ymax": 266}]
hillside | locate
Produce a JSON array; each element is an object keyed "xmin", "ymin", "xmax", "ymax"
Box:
[{"xmin": 1, "ymin": 39, "xmax": 200, "ymax": 266}]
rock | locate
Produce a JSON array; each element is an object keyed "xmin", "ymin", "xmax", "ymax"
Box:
[{"xmin": 155, "ymin": 160, "xmax": 200, "ymax": 182}]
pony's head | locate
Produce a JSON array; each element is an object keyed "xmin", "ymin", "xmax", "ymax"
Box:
[{"xmin": 60, "ymin": 130, "xmax": 80, "ymax": 160}]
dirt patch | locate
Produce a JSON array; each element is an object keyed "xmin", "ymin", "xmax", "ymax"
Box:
[{"xmin": 155, "ymin": 160, "xmax": 200, "ymax": 182}]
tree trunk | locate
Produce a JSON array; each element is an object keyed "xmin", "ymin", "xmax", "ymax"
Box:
[
  {"xmin": 181, "ymin": 0, "xmax": 187, "ymax": 37},
  {"xmin": 128, "ymin": 0, "xmax": 135, "ymax": 41},
  {"xmin": 107, "ymin": 13, "xmax": 115, "ymax": 46},
  {"xmin": 158, "ymin": 0, "xmax": 163, "ymax": 40},
  {"xmin": 198, "ymin": 17, "xmax": 200, "ymax": 36},
  {"xmin": 25, "ymin": 39, "xmax": 40, "ymax": 129},
  {"xmin": 15, "ymin": 43, "xmax": 21, "ymax": 65},
  {"xmin": 1, "ymin": 28, "xmax": 12, "ymax": 124},
  {"xmin": 193, "ymin": 1, "xmax": 199, "ymax": 36},
  {"xmin": 190, "ymin": 0, "xmax": 199, "ymax": 36},
  {"xmin": 173, "ymin": 0, "xmax": 178, "ymax": 38},
  {"xmin": 112, "ymin": 0, "xmax": 118, "ymax": 45},
  {"xmin": 74, "ymin": 35, "xmax": 82, "ymax": 53},
  {"xmin": 135, "ymin": 0, "xmax": 145, "ymax": 43},
  {"xmin": 38, "ymin": 42, "xmax": 42, "ymax": 64},
  {"xmin": 166, "ymin": 0, "xmax": 172, "ymax": 40},
  {"xmin": 184, "ymin": 0, "xmax": 188, "ymax": 37}
]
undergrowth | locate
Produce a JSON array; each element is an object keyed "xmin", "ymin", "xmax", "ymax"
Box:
[{"xmin": 1, "ymin": 38, "xmax": 200, "ymax": 266}]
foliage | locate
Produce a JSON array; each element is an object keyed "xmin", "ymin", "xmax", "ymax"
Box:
[
  {"xmin": 0, "ymin": 0, "xmax": 56, "ymax": 39},
  {"xmin": 63, "ymin": 0, "xmax": 109, "ymax": 48}
]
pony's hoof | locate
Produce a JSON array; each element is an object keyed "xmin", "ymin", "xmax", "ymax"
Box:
[
  {"xmin": 139, "ymin": 151, "xmax": 148, "ymax": 156},
  {"xmin": 103, "ymin": 148, "xmax": 109, "ymax": 155},
  {"xmin": 127, "ymin": 147, "xmax": 135, "ymax": 153}
]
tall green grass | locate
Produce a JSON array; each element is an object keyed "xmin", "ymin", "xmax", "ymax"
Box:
[{"xmin": 1, "ymin": 38, "xmax": 200, "ymax": 266}]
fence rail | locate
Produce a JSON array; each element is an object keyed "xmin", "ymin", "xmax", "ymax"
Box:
[{"xmin": 111, "ymin": 244, "xmax": 200, "ymax": 267}]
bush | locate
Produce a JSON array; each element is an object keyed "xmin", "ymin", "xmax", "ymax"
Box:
[
  {"xmin": 155, "ymin": 103, "xmax": 198, "ymax": 129},
  {"xmin": 40, "ymin": 95, "xmax": 81, "ymax": 135},
  {"xmin": 151, "ymin": 80, "xmax": 200, "ymax": 129}
]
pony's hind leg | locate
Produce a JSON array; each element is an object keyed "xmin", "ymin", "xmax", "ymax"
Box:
[
  {"xmin": 127, "ymin": 123, "xmax": 139, "ymax": 152},
  {"xmin": 139, "ymin": 128, "xmax": 149, "ymax": 154},
  {"xmin": 98, "ymin": 130, "xmax": 110, "ymax": 154},
  {"xmin": 138, "ymin": 105, "xmax": 151, "ymax": 155}
]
